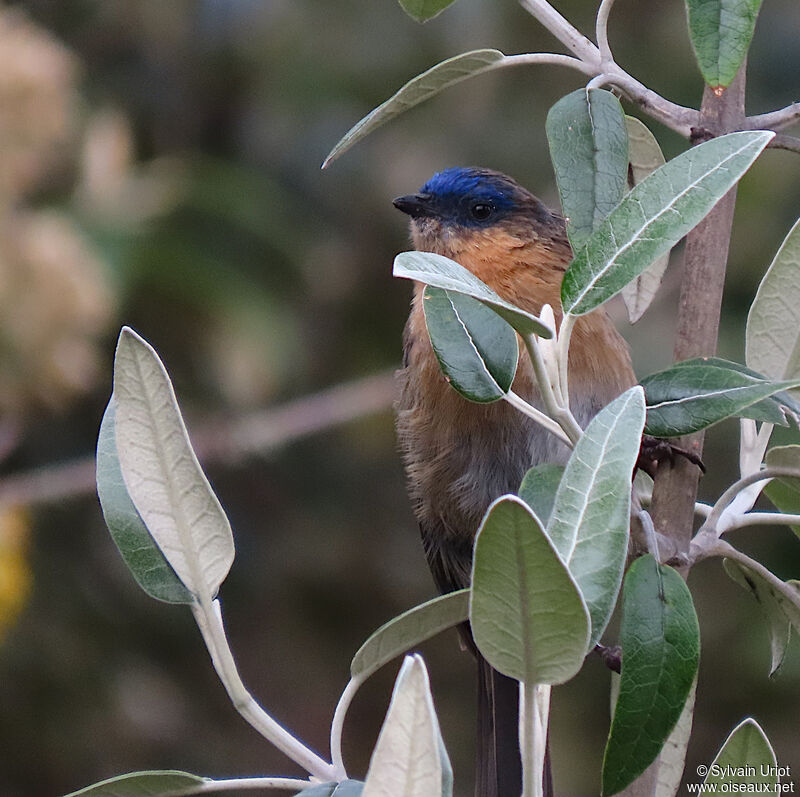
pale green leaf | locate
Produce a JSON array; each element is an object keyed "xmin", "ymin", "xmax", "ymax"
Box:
[
  {"xmin": 61, "ymin": 770, "xmax": 207, "ymax": 797},
  {"xmin": 723, "ymin": 560, "xmax": 795, "ymax": 676},
  {"xmin": 518, "ymin": 464, "xmax": 564, "ymax": 526},
  {"xmin": 322, "ymin": 50, "xmax": 504, "ymax": 168},
  {"xmin": 422, "ymin": 286, "xmax": 518, "ymax": 403},
  {"xmin": 621, "ymin": 117, "xmax": 670, "ymax": 323},
  {"xmin": 362, "ymin": 656, "xmax": 448, "ymax": 797},
  {"xmin": 547, "ymin": 387, "xmax": 646, "ymax": 646},
  {"xmin": 96, "ymin": 398, "xmax": 193, "ymax": 604},
  {"xmin": 351, "ymin": 590, "xmax": 469, "ymax": 680},
  {"xmin": 562, "ymin": 131, "xmax": 773, "ymax": 315},
  {"xmin": 470, "ymin": 496, "xmax": 591, "ymax": 684},
  {"xmin": 394, "ymin": 251, "xmax": 553, "ymax": 337},
  {"xmin": 764, "ymin": 444, "xmax": 800, "ymax": 537},
  {"xmin": 546, "ymin": 88, "xmax": 628, "ymax": 251},
  {"xmin": 704, "ymin": 719, "xmax": 777, "ymax": 788},
  {"xmin": 113, "ymin": 327, "xmax": 235, "ymax": 601},
  {"xmin": 686, "ymin": 0, "xmax": 764, "ymax": 89},
  {"xmin": 602, "ymin": 556, "xmax": 700, "ymax": 796},
  {"xmin": 655, "ymin": 678, "xmax": 697, "ymax": 797},
  {"xmin": 746, "ymin": 217, "xmax": 800, "ymax": 386},
  {"xmin": 398, "ymin": 0, "xmax": 457, "ymax": 22}
]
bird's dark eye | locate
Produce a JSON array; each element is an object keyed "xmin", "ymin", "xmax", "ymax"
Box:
[{"xmin": 470, "ymin": 202, "xmax": 494, "ymax": 221}]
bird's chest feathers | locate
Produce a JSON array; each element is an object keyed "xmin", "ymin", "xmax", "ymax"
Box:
[{"xmin": 415, "ymin": 226, "xmax": 567, "ymax": 315}]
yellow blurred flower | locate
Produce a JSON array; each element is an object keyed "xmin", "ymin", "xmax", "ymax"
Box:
[{"xmin": 0, "ymin": 505, "xmax": 31, "ymax": 642}]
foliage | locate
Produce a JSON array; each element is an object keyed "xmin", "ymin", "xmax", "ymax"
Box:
[{"xmin": 31, "ymin": 0, "xmax": 800, "ymax": 795}]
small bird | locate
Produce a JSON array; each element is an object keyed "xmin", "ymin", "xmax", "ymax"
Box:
[{"xmin": 393, "ymin": 167, "xmax": 637, "ymax": 797}]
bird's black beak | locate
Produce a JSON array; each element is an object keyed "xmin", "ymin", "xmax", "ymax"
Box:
[{"xmin": 393, "ymin": 193, "xmax": 434, "ymax": 219}]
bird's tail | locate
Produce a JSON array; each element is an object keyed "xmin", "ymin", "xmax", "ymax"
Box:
[{"xmin": 476, "ymin": 655, "xmax": 552, "ymax": 797}]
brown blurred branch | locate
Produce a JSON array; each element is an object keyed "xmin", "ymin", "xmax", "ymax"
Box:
[{"xmin": 0, "ymin": 369, "xmax": 397, "ymax": 508}]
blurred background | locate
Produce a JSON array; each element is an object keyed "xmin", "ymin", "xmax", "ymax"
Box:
[{"xmin": 0, "ymin": 0, "xmax": 798, "ymax": 794}]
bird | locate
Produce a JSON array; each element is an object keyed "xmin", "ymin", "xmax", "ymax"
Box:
[{"xmin": 392, "ymin": 167, "xmax": 637, "ymax": 797}]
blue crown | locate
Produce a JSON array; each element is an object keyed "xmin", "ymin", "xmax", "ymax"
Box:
[{"xmin": 420, "ymin": 167, "xmax": 516, "ymax": 211}]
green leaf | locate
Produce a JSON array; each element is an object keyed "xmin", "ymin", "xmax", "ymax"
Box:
[
  {"xmin": 96, "ymin": 398, "xmax": 194, "ymax": 604},
  {"xmin": 61, "ymin": 770, "xmax": 208, "ymax": 797},
  {"xmin": 470, "ymin": 496, "xmax": 591, "ymax": 684},
  {"xmin": 686, "ymin": 0, "xmax": 764, "ymax": 89},
  {"xmin": 398, "ymin": 0, "xmax": 457, "ymax": 22},
  {"xmin": 547, "ymin": 387, "xmax": 646, "ymax": 646},
  {"xmin": 546, "ymin": 88, "xmax": 628, "ymax": 251},
  {"xmin": 422, "ymin": 286, "xmax": 518, "ymax": 403},
  {"xmin": 602, "ymin": 556, "xmax": 700, "ymax": 796},
  {"xmin": 362, "ymin": 656, "xmax": 449, "ymax": 797},
  {"xmin": 113, "ymin": 327, "xmax": 235, "ymax": 601},
  {"xmin": 562, "ymin": 131, "xmax": 774, "ymax": 316},
  {"xmin": 655, "ymin": 678, "xmax": 697, "ymax": 797},
  {"xmin": 621, "ymin": 117, "xmax": 670, "ymax": 323},
  {"xmin": 723, "ymin": 559, "xmax": 799, "ymax": 676},
  {"xmin": 763, "ymin": 477, "xmax": 800, "ymax": 537},
  {"xmin": 641, "ymin": 363, "xmax": 800, "ymax": 437},
  {"xmin": 518, "ymin": 464, "xmax": 564, "ymax": 526},
  {"xmin": 322, "ymin": 50, "xmax": 504, "ymax": 168},
  {"xmin": 763, "ymin": 444, "xmax": 800, "ymax": 536},
  {"xmin": 746, "ymin": 217, "xmax": 800, "ymax": 387},
  {"xmin": 670, "ymin": 357, "xmax": 800, "ymax": 425},
  {"xmin": 393, "ymin": 251, "xmax": 553, "ymax": 337},
  {"xmin": 704, "ymin": 719, "xmax": 777, "ymax": 789},
  {"xmin": 298, "ymin": 781, "xmax": 365, "ymax": 797},
  {"xmin": 351, "ymin": 590, "xmax": 469, "ymax": 680}
]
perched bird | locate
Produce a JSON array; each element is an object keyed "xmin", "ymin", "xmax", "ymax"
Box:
[{"xmin": 393, "ymin": 167, "xmax": 637, "ymax": 797}]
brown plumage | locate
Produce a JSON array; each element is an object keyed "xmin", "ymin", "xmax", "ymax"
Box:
[{"xmin": 393, "ymin": 167, "xmax": 636, "ymax": 797}]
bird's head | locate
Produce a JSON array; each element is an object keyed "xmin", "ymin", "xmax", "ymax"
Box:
[{"xmin": 392, "ymin": 167, "xmax": 564, "ymax": 257}]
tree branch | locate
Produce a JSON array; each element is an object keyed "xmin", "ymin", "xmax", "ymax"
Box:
[
  {"xmin": 648, "ymin": 65, "xmax": 748, "ymax": 566},
  {"xmin": 768, "ymin": 133, "xmax": 800, "ymax": 154},
  {"xmin": 0, "ymin": 369, "xmax": 397, "ymax": 508},
  {"xmin": 517, "ymin": 0, "xmax": 698, "ymax": 137},
  {"xmin": 747, "ymin": 102, "xmax": 800, "ymax": 132},
  {"xmin": 517, "ymin": 0, "xmax": 601, "ymax": 64},
  {"xmin": 691, "ymin": 538, "xmax": 800, "ymax": 617}
]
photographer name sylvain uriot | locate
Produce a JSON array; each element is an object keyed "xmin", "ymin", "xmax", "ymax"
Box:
[{"xmin": 709, "ymin": 765, "xmax": 792, "ymax": 780}]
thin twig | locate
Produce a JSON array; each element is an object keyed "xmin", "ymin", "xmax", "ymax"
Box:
[
  {"xmin": 199, "ymin": 777, "xmax": 316, "ymax": 793},
  {"xmin": 517, "ymin": 0, "xmax": 601, "ymax": 64},
  {"xmin": 596, "ymin": 0, "xmax": 617, "ymax": 65},
  {"xmin": 192, "ymin": 599, "xmax": 337, "ymax": 781},
  {"xmin": 768, "ymin": 133, "xmax": 800, "ymax": 154},
  {"xmin": 499, "ymin": 52, "xmax": 598, "ymax": 78},
  {"xmin": 691, "ymin": 538, "xmax": 800, "ymax": 616},
  {"xmin": 330, "ymin": 676, "xmax": 364, "ymax": 779},
  {"xmin": 721, "ymin": 512, "xmax": 800, "ymax": 531},
  {"xmin": 586, "ymin": 73, "xmax": 613, "ymax": 90},
  {"xmin": 747, "ymin": 102, "xmax": 800, "ymax": 132},
  {"xmin": 505, "ymin": 391, "xmax": 572, "ymax": 445},
  {"xmin": 0, "ymin": 369, "xmax": 397, "ymax": 508},
  {"xmin": 700, "ymin": 466, "xmax": 800, "ymax": 536},
  {"xmin": 517, "ymin": 0, "xmax": 699, "ymax": 137}
]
